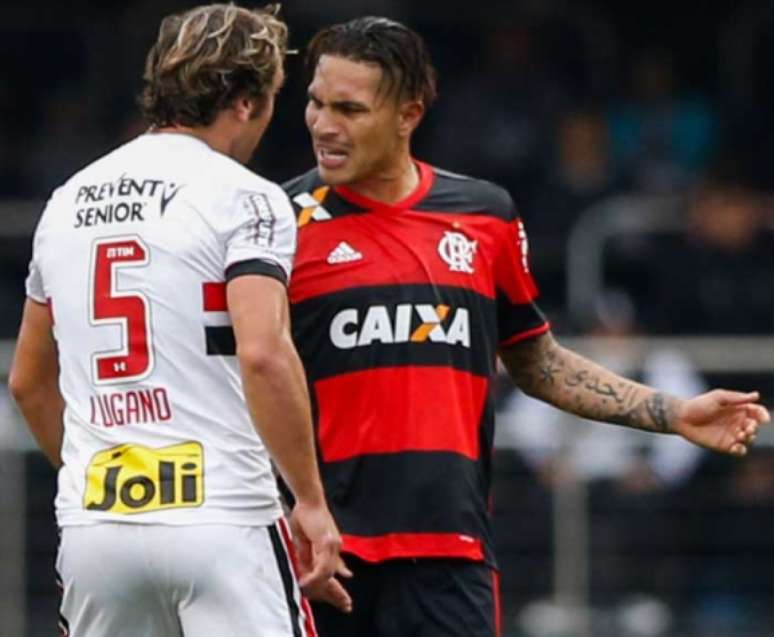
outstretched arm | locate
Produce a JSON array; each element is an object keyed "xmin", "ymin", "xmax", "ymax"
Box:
[{"xmin": 499, "ymin": 332, "xmax": 769, "ymax": 456}]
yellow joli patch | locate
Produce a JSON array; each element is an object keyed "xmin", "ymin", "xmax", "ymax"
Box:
[{"xmin": 83, "ymin": 442, "xmax": 204, "ymax": 514}]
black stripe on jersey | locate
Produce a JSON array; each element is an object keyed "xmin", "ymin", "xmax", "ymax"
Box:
[
  {"xmin": 411, "ymin": 170, "xmax": 516, "ymax": 221},
  {"xmin": 496, "ymin": 293, "xmax": 547, "ymax": 345},
  {"xmin": 291, "ymin": 284, "xmax": 498, "ymax": 381},
  {"xmin": 282, "ymin": 168, "xmax": 319, "ymax": 195},
  {"xmin": 226, "ymin": 258, "xmax": 287, "ymax": 286},
  {"xmin": 205, "ymin": 326, "xmax": 235, "ymax": 355},
  {"xmin": 268, "ymin": 525, "xmax": 303, "ymax": 637},
  {"xmin": 298, "ymin": 191, "xmax": 367, "ymax": 219},
  {"xmin": 284, "ymin": 166, "xmax": 517, "ymax": 222},
  {"xmin": 324, "ymin": 451, "xmax": 490, "ymax": 538},
  {"xmin": 283, "ymin": 169, "xmax": 381, "ymax": 219}
]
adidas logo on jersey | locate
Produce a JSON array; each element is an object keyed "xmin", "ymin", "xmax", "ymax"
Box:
[{"xmin": 327, "ymin": 241, "xmax": 363, "ymax": 264}]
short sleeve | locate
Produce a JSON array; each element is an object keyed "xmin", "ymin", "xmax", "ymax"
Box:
[
  {"xmin": 25, "ymin": 256, "xmax": 46, "ymax": 303},
  {"xmin": 224, "ymin": 186, "xmax": 297, "ymax": 286},
  {"xmin": 25, "ymin": 205, "xmax": 48, "ymax": 304},
  {"xmin": 495, "ymin": 215, "xmax": 550, "ymax": 347}
]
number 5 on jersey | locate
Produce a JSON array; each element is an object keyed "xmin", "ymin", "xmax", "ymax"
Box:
[{"xmin": 89, "ymin": 236, "xmax": 154, "ymax": 384}]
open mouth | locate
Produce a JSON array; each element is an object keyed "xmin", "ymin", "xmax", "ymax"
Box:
[{"xmin": 317, "ymin": 147, "xmax": 349, "ymax": 170}]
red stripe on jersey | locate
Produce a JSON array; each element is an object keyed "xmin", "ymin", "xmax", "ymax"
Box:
[
  {"xmin": 315, "ymin": 367, "xmax": 488, "ymax": 462},
  {"xmin": 492, "ymin": 570, "xmax": 502, "ymax": 637},
  {"xmin": 499, "ymin": 322, "xmax": 551, "ymax": 348},
  {"xmin": 291, "ymin": 212, "xmax": 517, "ymax": 305},
  {"xmin": 202, "ymin": 282, "xmax": 227, "ymax": 312},
  {"xmin": 278, "ymin": 518, "xmax": 318, "ymax": 637},
  {"xmin": 342, "ymin": 532, "xmax": 484, "ymax": 562}
]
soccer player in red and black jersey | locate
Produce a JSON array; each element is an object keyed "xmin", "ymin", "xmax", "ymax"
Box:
[{"xmin": 283, "ymin": 17, "xmax": 769, "ymax": 637}]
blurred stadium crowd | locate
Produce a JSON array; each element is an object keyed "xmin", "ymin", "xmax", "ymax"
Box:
[{"xmin": 3, "ymin": 1, "xmax": 774, "ymax": 635}]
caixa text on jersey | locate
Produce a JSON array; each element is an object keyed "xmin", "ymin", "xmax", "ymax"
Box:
[{"xmin": 330, "ymin": 304, "xmax": 470, "ymax": 349}]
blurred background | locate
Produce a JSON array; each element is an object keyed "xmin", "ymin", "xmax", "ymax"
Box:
[{"xmin": 2, "ymin": 0, "xmax": 774, "ymax": 635}]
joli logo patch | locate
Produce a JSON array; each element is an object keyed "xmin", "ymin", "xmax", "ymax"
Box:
[{"xmin": 84, "ymin": 442, "xmax": 204, "ymax": 514}]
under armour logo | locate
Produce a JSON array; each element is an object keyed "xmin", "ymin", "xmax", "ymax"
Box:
[{"xmin": 438, "ymin": 231, "xmax": 477, "ymax": 274}]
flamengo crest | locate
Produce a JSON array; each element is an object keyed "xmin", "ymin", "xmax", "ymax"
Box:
[{"xmin": 438, "ymin": 231, "xmax": 477, "ymax": 273}]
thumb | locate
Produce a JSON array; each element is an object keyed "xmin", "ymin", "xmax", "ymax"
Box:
[{"xmin": 715, "ymin": 390, "xmax": 759, "ymax": 407}]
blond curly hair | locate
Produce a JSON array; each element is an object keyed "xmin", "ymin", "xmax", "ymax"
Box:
[{"xmin": 140, "ymin": 3, "xmax": 288, "ymax": 127}]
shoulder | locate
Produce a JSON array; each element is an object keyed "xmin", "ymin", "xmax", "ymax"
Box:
[
  {"xmin": 206, "ymin": 152, "xmax": 283, "ymax": 196},
  {"xmin": 33, "ymin": 185, "xmax": 67, "ymax": 240},
  {"xmin": 51, "ymin": 140, "xmax": 130, "ymax": 199},
  {"xmin": 191, "ymin": 153, "xmax": 293, "ymax": 218},
  {"xmin": 420, "ymin": 165, "xmax": 517, "ymax": 222}
]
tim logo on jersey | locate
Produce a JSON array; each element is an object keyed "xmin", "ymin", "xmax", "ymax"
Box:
[{"xmin": 330, "ymin": 303, "xmax": 471, "ymax": 349}]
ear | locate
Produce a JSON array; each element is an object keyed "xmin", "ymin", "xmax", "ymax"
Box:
[
  {"xmin": 397, "ymin": 100, "xmax": 425, "ymax": 139},
  {"xmin": 232, "ymin": 95, "xmax": 260, "ymax": 123}
]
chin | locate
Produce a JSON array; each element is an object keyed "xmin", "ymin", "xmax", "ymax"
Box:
[{"xmin": 317, "ymin": 164, "xmax": 350, "ymax": 186}]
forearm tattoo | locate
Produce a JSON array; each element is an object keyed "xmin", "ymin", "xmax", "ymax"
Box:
[{"xmin": 501, "ymin": 334, "xmax": 678, "ymax": 434}]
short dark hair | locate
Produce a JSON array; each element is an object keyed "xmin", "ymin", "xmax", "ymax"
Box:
[
  {"xmin": 140, "ymin": 3, "xmax": 288, "ymax": 128},
  {"xmin": 306, "ymin": 16, "xmax": 437, "ymax": 107}
]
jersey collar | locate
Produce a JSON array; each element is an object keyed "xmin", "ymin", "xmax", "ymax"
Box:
[{"xmin": 333, "ymin": 160, "xmax": 435, "ymax": 212}]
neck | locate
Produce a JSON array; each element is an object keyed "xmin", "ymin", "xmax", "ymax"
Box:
[
  {"xmin": 345, "ymin": 154, "xmax": 420, "ymax": 204},
  {"xmin": 153, "ymin": 125, "xmax": 234, "ymax": 160}
]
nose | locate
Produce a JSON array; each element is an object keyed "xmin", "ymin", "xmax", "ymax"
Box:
[{"xmin": 308, "ymin": 105, "xmax": 338, "ymax": 139}]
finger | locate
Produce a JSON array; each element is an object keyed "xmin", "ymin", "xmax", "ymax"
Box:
[
  {"xmin": 337, "ymin": 557, "xmax": 353, "ymax": 579},
  {"xmin": 299, "ymin": 538, "xmax": 339, "ymax": 587},
  {"xmin": 729, "ymin": 442, "xmax": 748, "ymax": 457},
  {"xmin": 332, "ymin": 582, "xmax": 353, "ymax": 613},
  {"xmin": 716, "ymin": 390, "xmax": 759, "ymax": 407},
  {"xmin": 323, "ymin": 579, "xmax": 353, "ymax": 613},
  {"xmin": 746, "ymin": 404, "xmax": 771, "ymax": 423},
  {"xmin": 302, "ymin": 578, "xmax": 353, "ymax": 613},
  {"xmin": 301, "ymin": 577, "xmax": 353, "ymax": 613},
  {"xmin": 298, "ymin": 561, "xmax": 330, "ymax": 588}
]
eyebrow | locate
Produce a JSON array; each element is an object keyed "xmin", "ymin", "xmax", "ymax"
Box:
[{"xmin": 307, "ymin": 90, "xmax": 369, "ymax": 111}]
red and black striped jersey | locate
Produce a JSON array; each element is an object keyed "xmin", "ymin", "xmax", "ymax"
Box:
[{"xmin": 284, "ymin": 160, "xmax": 549, "ymax": 565}]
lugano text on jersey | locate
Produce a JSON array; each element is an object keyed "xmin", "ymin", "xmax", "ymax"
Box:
[
  {"xmin": 88, "ymin": 387, "xmax": 173, "ymax": 428},
  {"xmin": 73, "ymin": 175, "xmax": 183, "ymax": 228}
]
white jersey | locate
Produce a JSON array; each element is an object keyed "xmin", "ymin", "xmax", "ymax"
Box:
[{"xmin": 26, "ymin": 133, "xmax": 296, "ymax": 527}]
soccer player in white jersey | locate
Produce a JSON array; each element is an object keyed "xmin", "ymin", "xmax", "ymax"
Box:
[{"xmin": 9, "ymin": 4, "xmax": 346, "ymax": 636}]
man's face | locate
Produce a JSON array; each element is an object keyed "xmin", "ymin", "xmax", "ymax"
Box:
[{"xmin": 305, "ymin": 54, "xmax": 405, "ymax": 186}]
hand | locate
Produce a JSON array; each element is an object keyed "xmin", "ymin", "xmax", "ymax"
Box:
[
  {"xmin": 301, "ymin": 556, "xmax": 353, "ymax": 613},
  {"xmin": 288, "ymin": 498, "xmax": 346, "ymax": 592},
  {"xmin": 673, "ymin": 390, "xmax": 770, "ymax": 456}
]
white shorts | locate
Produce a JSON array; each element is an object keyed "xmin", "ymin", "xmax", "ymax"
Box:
[{"xmin": 55, "ymin": 521, "xmax": 316, "ymax": 636}]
